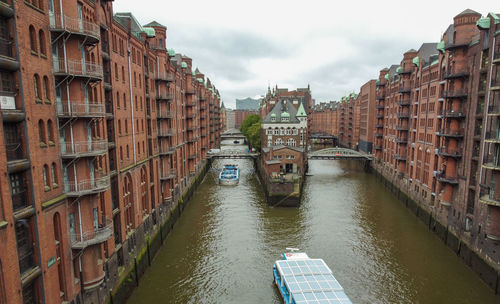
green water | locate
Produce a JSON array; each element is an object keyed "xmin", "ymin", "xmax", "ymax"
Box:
[{"xmin": 127, "ymin": 156, "xmax": 499, "ymax": 303}]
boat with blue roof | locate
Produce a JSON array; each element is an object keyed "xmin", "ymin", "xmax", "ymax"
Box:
[
  {"xmin": 273, "ymin": 249, "xmax": 352, "ymax": 304},
  {"xmin": 218, "ymin": 164, "xmax": 239, "ymax": 185}
]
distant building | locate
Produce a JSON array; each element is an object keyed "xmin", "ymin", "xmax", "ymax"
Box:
[
  {"xmin": 234, "ymin": 110, "xmax": 259, "ymax": 128},
  {"xmin": 236, "ymin": 97, "xmax": 261, "ymax": 110},
  {"xmin": 226, "ymin": 109, "xmax": 236, "ymax": 130}
]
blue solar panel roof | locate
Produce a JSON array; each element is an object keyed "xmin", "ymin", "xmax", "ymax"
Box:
[{"xmin": 275, "ymin": 259, "xmax": 352, "ymax": 304}]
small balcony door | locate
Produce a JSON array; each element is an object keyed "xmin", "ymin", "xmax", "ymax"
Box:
[{"xmin": 48, "ymin": 0, "xmax": 55, "ymax": 27}]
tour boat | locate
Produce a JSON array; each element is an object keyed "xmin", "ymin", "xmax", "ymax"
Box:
[
  {"xmin": 218, "ymin": 164, "xmax": 239, "ymax": 185},
  {"xmin": 233, "ymin": 140, "xmax": 240, "ymax": 144},
  {"xmin": 273, "ymin": 249, "xmax": 352, "ymax": 304}
]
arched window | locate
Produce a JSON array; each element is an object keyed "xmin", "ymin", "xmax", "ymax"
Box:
[
  {"xmin": 47, "ymin": 119, "xmax": 54, "ymax": 143},
  {"xmin": 38, "ymin": 30, "xmax": 46, "ymax": 56},
  {"xmin": 126, "ymin": 145, "xmax": 129, "ymax": 159},
  {"xmin": 123, "ymin": 93, "xmax": 126, "ymax": 109},
  {"xmin": 120, "ymin": 146, "xmax": 123, "ymax": 161},
  {"xmin": 34, "ymin": 74, "xmax": 41, "ymax": 101},
  {"xmin": 42, "ymin": 76, "xmax": 50, "ymax": 101},
  {"xmin": 51, "ymin": 163, "xmax": 57, "ymax": 185},
  {"xmin": 43, "ymin": 164, "xmax": 49, "ymax": 189},
  {"xmin": 38, "ymin": 120, "xmax": 46, "ymax": 144},
  {"xmin": 124, "ymin": 174, "xmax": 134, "ymax": 232},
  {"xmin": 29, "ymin": 26, "xmax": 37, "ymax": 52}
]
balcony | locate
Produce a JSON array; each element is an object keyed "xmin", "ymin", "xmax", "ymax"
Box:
[
  {"xmin": 60, "ymin": 140, "xmax": 107, "ymax": 158},
  {"xmin": 493, "ymin": 51, "xmax": 500, "ymax": 65},
  {"xmin": 375, "ymin": 124, "xmax": 384, "ymax": 128},
  {"xmin": 395, "ymin": 153, "xmax": 407, "ymax": 161},
  {"xmin": 0, "ymin": 37, "xmax": 19, "ymax": 71},
  {"xmin": 160, "ymin": 170, "xmax": 176, "ymax": 180},
  {"xmin": 479, "ymin": 188, "xmax": 500, "ymax": 207},
  {"xmin": 376, "ymin": 104, "xmax": 384, "ymax": 110},
  {"xmin": 443, "ymin": 67, "xmax": 469, "ymax": 79},
  {"xmin": 397, "ymin": 112, "xmax": 410, "ymax": 119},
  {"xmin": 188, "ymin": 153, "xmax": 198, "ymax": 160},
  {"xmin": 70, "ymin": 217, "xmax": 113, "ymax": 249},
  {"xmin": 155, "ymin": 72, "xmax": 174, "ymax": 82},
  {"xmin": 375, "ymin": 133, "xmax": 383, "ymax": 138},
  {"xmin": 65, "ymin": 175, "xmax": 110, "ymax": 197},
  {"xmin": 395, "ymin": 125, "xmax": 408, "ymax": 131},
  {"xmin": 483, "ymin": 156, "xmax": 500, "ymax": 171},
  {"xmin": 397, "ymin": 100, "xmax": 411, "ymax": 106},
  {"xmin": 159, "ymin": 146, "xmax": 175, "ymax": 155},
  {"xmin": 376, "ymin": 95, "xmax": 385, "ymax": 100},
  {"xmin": 157, "ymin": 110, "xmax": 173, "ymax": 119},
  {"xmin": 437, "ymin": 147, "xmax": 462, "ymax": 158},
  {"xmin": 11, "ymin": 187, "xmax": 29, "ymax": 212},
  {"xmin": 395, "ymin": 137, "xmax": 408, "ymax": 144},
  {"xmin": 53, "ymin": 58, "xmax": 103, "ymax": 80},
  {"xmin": 157, "ymin": 129, "xmax": 174, "ymax": 137},
  {"xmin": 49, "ymin": 14, "xmax": 100, "ymax": 43},
  {"xmin": 56, "ymin": 102, "xmax": 105, "ymax": 118},
  {"xmin": 437, "ymin": 128, "xmax": 464, "ymax": 138},
  {"xmin": 444, "ymin": 41, "xmax": 469, "ymax": 50},
  {"xmin": 441, "ymin": 108, "xmax": 466, "ymax": 118},
  {"xmin": 375, "ymin": 145, "xmax": 382, "ymax": 150},
  {"xmin": 437, "ymin": 174, "xmax": 459, "ymax": 185},
  {"xmin": 398, "ymin": 86, "xmax": 411, "ymax": 94},
  {"xmin": 156, "ymin": 93, "xmax": 173, "ymax": 101},
  {"xmin": 0, "ymin": 0, "xmax": 14, "ymax": 18},
  {"xmin": 490, "ymin": 80, "xmax": 500, "ymax": 91},
  {"xmin": 485, "ymin": 131, "xmax": 500, "ymax": 143},
  {"xmin": 442, "ymin": 89, "xmax": 467, "ymax": 99}
]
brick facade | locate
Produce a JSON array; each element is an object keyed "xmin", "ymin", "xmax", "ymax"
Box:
[{"xmin": 0, "ymin": 1, "xmax": 222, "ymax": 303}]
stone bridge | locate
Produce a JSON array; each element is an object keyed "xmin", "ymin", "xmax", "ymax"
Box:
[{"xmin": 207, "ymin": 149, "xmax": 259, "ymax": 159}]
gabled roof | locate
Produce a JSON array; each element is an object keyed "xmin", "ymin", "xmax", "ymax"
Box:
[
  {"xmin": 418, "ymin": 42, "xmax": 439, "ymax": 63},
  {"xmin": 262, "ymin": 100, "xmax": 300, "ymax": 124},
  {"xmin": 456, "ymin": 9, "xmax": 480, "ymax": 17},
  {"xmin": 144, "ymin": 21, "xmax": 166, "ymax": 28}
]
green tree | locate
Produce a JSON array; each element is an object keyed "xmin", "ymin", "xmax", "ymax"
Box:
[
  {"xmin": 240, "ymin": 114, "xmax": 261, "ymax": 136},
  {"xmin": 247, "ymin": 122, "xmax": 261, "ymax": 151}
]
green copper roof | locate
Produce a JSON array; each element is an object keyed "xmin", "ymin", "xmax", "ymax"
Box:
[
  {"xmin": 490, "ymin": 12, "xmax": 500, "ymax": 24},
  {"xmin": 208, "ymin": 88, "xmax": 213, "ymax": 92},
  {"xmin": 192, "ymin": 70, "xmax": 196, "ymax": 76},
  {"xmin": 197, "ymin": 78, "xmax": 203, "ymax": 83},
  {"xmin": 437, "ymin": 40, "xmax": 445, "ymax": 53},
  {"xmin": 477, "ymin": 17, "xmax": 491, "ymax": 29},
  {"xmin": 281, "ymin": 112, "xmax": 290, "ymax": 118},
  {"xmin": 384, "ymin": 74, "xmax": 389, "ymax": 80},
  {"xmin": 271, "ymin": 113, "xmax": 276, "ymax": 117},
  {"xmin": 167, "ymin": 49, "xmax": 175, "ymax": 57},
  {"xmin": 430, "ymin": 59, "xmax": 439, "ymax": 66},
  {"xmin": 181, "ymin": 62, "xmax": 187, "ymax": 69},
  {"xmin": 412, "ymin": 56, "xmax": 419, "ymax": 67},
  {"xmin": 396, "ymin": 66, "xmax": 402, "ymax": 73},
  {"xmin": 296, "ymin": 102, "xmax": 307, "ymax": 117},
  {"xmin": 143, "ymin": 27, "xmax": 156, "ymax": 38}
]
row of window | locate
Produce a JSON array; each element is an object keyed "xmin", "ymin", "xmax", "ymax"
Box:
[
  {"xmin": 29, "ymin": 26, "xmax": 47, "ymax": 57},
  {"xmin": 42, "ymin": 163, "xmax": 58, "ymax": 191},
  {"xmin": 33, "ymin": 74, "xmax": 51, "ymax": 102},
  {"xmin": 266, "ymin": 128, "xmax": 300, "ymax": 136},
  {"xmin": 118, "ymin": 141, "xmax": 148, "ymax": 162},
  {"xmin": 38, "ymin": 119, "xmax": 55, "ymax": 146},
  {"xmin": 117, "ymin": 118, "xmax": 147, "ymax": 135}
]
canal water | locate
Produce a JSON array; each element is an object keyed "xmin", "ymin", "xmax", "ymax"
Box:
[{"xmin": 127, "ymin": 142, "xmax": 499, "ymax": 304}]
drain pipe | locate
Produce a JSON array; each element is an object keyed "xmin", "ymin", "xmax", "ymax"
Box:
[{"xmin": 479, "ymin": 36, "xmax": 496, "ymax": 184}]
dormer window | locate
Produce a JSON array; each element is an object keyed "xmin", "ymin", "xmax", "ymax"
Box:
[
  {"xmin": 271, "ymin": 117, "xmax": 276, "ymax": 122},
  {"xmin": 282, "ymin": 117, "xmax": 289, "ymax": 122}
]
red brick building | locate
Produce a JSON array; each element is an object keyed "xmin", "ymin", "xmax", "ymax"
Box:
[
  {"xmin": 234, "ymin": 109, "xmax": 258, "ymax": 129},
  {"xmin": 310, "ymin": 101, "xmax": 339, "ymax": 137},
  {"xmin": 0, "ymin": 1, "xmax": 221, "ymax": 303}
]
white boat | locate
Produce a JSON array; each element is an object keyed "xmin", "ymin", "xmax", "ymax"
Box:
[
  {"xmin": 273, "ymin": 250, "xmax": 352, "ymax": 304},
  {"xmin": 219, "ymin": 164, "xmax": 239, "ymax": 185}
]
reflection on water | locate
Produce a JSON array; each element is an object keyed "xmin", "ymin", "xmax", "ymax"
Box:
[{"xmin": 127, "ymin": 151, "xmax": 499, "ymax": 304}]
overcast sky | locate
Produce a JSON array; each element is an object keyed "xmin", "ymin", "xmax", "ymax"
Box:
[{"xmin": 114, "ymin": 1, "xmax": 498, "ymax": 108}]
